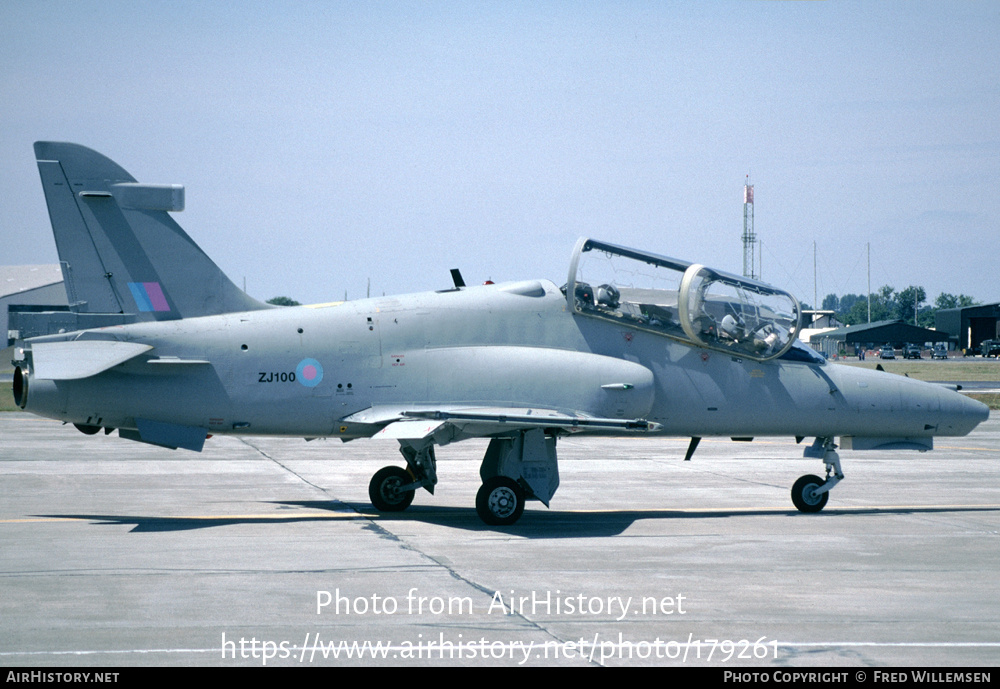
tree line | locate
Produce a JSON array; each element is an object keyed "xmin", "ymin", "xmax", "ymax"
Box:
[{"xmin": 817, "ymin": 289, "xmax": 977, "ymax": 329}]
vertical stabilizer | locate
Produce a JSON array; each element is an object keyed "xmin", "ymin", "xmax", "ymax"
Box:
[{"xmin": 33, "ymin": 142, "xmax": 270, "ymax": 320}]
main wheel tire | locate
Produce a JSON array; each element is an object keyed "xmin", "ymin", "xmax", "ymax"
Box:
[
  {"xmin": 369, "ymin": 466, "xmax": 415, "ymax": 512},
  {"xmin": 791, "ymin": 474, "xmax": 829, "ymax": 513},
  {"xmin": 476, "ymin": 476, "xmax": 525, "ymax": 526}
]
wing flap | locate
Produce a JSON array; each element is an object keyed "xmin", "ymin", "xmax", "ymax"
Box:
[
  {"xmin": 402, "ymin": 408, "xmax": 660, "ymax": 432},
  {"xmin": 346, "ymin": 405, "xmax": 660, "ymax": 442},
  {"xmin": 30, "ymin": 341, "xmax": 153, "ymax": 380}
]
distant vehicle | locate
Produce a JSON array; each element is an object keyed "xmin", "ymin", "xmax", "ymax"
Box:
[
  {"xmin": 932, "ymin": 344, "xmax": 949, "ymax": 360},
  {"xmin": 903, "ymin": 344, "xmax": 922, "ymax": 359},
  {"xmin": 880, "ymin": 345, "xmax": 896, "ymax": 359},
  {"xmin": 981, "ymin": 340, "xmax": 1000, "ymax": 358}
]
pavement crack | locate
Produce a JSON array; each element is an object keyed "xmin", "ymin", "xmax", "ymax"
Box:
[{"xmin": 237, "ymin": 437, "xmax": 330, "ymax": 495}]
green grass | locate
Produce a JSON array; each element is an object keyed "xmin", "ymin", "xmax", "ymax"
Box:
[
  {"xmin": 966, "ymin": 393, "xmax": 1000, "ymax": 410},
  {"xmin": 835, "ymin": 359, "xmax": 1000, "ymax": 382},
  {"xmin": 825, "ymin": 360, "xmax": 1000, "ymax": 409}
]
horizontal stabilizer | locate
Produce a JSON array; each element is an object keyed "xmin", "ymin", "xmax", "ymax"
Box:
[{"xmin": 30, "ymin": 341, "xmax": 153, "ymax": 380}]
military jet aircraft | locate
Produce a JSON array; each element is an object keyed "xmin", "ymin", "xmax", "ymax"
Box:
[{"xmin": 11, "ymin": 143, "xmax": 989, "ymax": 525}]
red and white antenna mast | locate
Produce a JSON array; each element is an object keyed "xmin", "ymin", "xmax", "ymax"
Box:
[{"xmin": 742, "ymin": 176, "xmax": 757, "ymax": 279}]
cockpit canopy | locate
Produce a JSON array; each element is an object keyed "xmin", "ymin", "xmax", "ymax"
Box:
[{"xmin": 566, "ymin": 238, "xmax": 803, "ymax": 362}]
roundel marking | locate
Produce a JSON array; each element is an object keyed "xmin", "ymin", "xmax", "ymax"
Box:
[{"xmin": 296, "ymin": 358, "xmax": 323, "ymax": 387}]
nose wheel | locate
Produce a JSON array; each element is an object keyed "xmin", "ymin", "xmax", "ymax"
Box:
[
  {"xmin": 792, "ymin": 438, "xmax": 844, "ymax": 513},
  {"xmin": 791, "ymin": 474, "xmax": 829, "ymax": 513}
]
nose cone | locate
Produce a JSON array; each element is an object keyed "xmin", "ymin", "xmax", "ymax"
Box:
[
  {"xmin": 831, "ymin": 364, "xmax": 990, "ymax": 438},
  {"xmin": 939, "ymin": 389, "xmax": 990, "ymax": 436}
]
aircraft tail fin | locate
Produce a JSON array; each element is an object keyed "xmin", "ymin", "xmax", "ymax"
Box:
[{"xmin": 33, "ymin": 142, "xmax": 270, "ymax": 321}]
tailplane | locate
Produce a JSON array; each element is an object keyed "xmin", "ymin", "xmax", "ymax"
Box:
[{"xmin": 33, "ymin": 142, "xmax": 270, "ymax": 321}]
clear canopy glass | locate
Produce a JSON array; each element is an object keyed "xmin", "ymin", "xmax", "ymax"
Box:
[{"xmin": 566, "ymin": 238, "xmax": 802, "ymax": 361}]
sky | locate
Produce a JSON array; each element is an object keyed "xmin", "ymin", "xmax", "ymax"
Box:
[{"xmin": 2, "ymin": 1, "xmax": 998, "ymax": 308}]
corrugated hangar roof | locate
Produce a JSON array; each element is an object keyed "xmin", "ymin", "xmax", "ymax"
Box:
[{"xmin": 1, "ymin": 265, "xmax": 63, "ymax": 299}]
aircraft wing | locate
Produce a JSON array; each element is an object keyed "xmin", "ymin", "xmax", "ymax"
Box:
[
  {"xmin": 347, "ymin": 406, "xmax": 661, "ymax": 443},
  {"xmin": 29, "ymin": 341, "xmax": 154, "ymax": 380}
]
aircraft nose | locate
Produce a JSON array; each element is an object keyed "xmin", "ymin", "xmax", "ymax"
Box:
[{"xmin": 938, "ymin": 388, "xmax": 990, "ymax": 436}]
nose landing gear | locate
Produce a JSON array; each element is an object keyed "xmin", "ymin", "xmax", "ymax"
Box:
[{"xmin": 792, "ymin": 438, "xmax": 844, "ymax": 513}]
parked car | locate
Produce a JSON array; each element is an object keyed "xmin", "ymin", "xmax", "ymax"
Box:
[
  {"xmin": 981, "ymin": 340, "xmax": 1000, "ymax": 358},
  {"xmin": 932, "ymin": 344, "xmax": 949, "ymax": 360},
  {"xmin": 880, "ymin": 345, "xmax": 896, "ymax": 359},
  {"xmin": 903, "ymin": 344, "xmax": 922, "ymax": 359}
]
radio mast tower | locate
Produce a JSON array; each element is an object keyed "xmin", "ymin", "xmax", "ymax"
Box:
[{"xmin": 742, "ymin": 177, "xmax": 757, "ymax": 279}]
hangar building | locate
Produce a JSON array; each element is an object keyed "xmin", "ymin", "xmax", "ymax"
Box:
[
  {"xmin": 810, "ymin": 320, "xmax": 950, "ymax": 358},
  {"xmin": 1, "ymin": 265, "xmax": 67, "ymax": 347},
  {"xmin": 935, "ymin": 304, "xmax": 1000, "ymax": 354}
]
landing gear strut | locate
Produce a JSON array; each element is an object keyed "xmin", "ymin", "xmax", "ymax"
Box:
[
  {"xmin": 792, "ymin": 437, "xmax": 844, "ymax": 513},
  {"xmin": 475, "ymin": 429, "xmax": 559, "ymax": 526},
  {"xmin": 365, "ymin": 429, "xmax": 559, "ymax": 527}
]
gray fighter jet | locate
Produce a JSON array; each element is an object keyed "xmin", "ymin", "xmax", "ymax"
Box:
[{"xmin": 11, "ymin": 143, "xmax": 989, "ymax": 525}]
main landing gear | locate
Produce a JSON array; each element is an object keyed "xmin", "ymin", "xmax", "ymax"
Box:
[
  {"xmin": 792, "ymin": 437, "xmax": 844, "ymax": 513},
  {"xmin": 368, "ymin": 441, "xmax": 436, "ymax": 512},
  {"xmin": 366, "ymin": 429, "xmax": 559, "ymax": 527},
  {"xmin": 475, "ymin": 476, "xmax": 525, "ymax": 526},
  {"xmin": 368, "ymin": 466, "xmax": 416, "ymax": 512}
]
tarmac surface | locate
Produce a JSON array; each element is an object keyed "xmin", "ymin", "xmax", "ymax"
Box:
[{"xmin": 1, "ymin": 411, "xmax": 998, "ymax": 667}]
